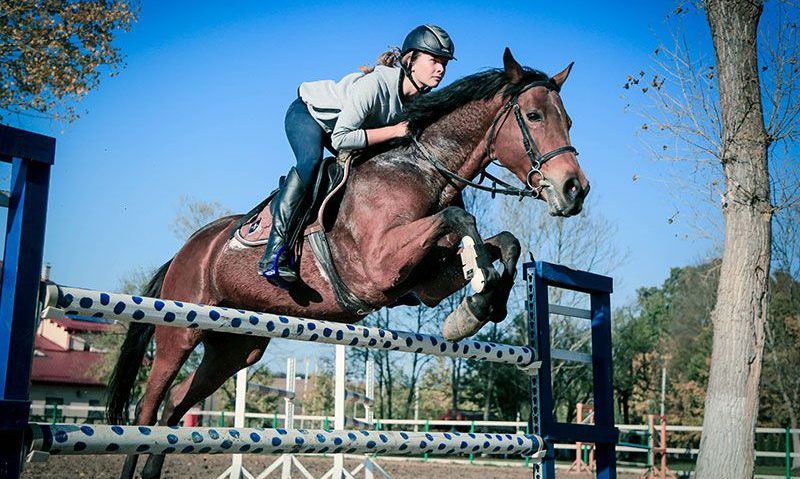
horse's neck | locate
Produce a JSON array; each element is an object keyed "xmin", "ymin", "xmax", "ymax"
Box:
[{"xmin": 417, "ymin": 98, "xmax": 501, "ymax": 206}]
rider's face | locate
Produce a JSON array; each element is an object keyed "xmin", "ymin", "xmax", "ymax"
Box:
[{"xmin": 411, "ymin": 52, "xmax": 448, "ymax": 88}]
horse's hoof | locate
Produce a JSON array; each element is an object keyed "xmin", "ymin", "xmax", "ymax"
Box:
[{"xmin": 442, "ymin": 299, "xmax": 489, "ymax": 341}]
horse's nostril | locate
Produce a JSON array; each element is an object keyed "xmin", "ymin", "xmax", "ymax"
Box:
[{"xmin": 564, "ymin": 177, "xmax": 583, "ymax": 201}]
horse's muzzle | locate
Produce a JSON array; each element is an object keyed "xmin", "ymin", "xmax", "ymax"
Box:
[{"xmin": 546, "ymin": 176, "xmax": 590, "ymax": 217}]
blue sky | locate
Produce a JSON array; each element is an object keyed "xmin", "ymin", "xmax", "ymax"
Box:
[{"xmin": 4, "ymin": 2, "xmax": 721, "ymax": 364}]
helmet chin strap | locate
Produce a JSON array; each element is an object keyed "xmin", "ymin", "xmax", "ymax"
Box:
[{"xmin": 400, "ymin": 61, "xmax": 431, "ymax": 95}]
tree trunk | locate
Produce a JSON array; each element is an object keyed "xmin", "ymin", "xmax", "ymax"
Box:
[
  {"xmin": 696, "ymin": 1, "xmax": 771, "ymax": 478},
  {"xmin": 482, "ymin": 324, "xmax": 497, "ymax": 421},
  {"xmin": 376, "ymin": 353, "xmax": 385, "ymax": 420},
  {"xmin": 622, "ymin": 391, "xmax": 631, "ymax": 425},
  {"xmin": 403, "ymin": 308, "xmax": 427, "ymax": 418},
  {"xmin": 385, "ymin": 356, "xmax": 394, "ymax": 420},
  {"xmin": 791, "ymin": 409, "xmax": 800, "ymax": 471},
  {"xmin": 404, "ymin": 353, "xmax": 419, "ymax": 418}
]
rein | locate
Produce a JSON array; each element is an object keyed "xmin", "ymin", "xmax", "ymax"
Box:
[{"xmin": 413, "ymin": 80, "xmax": 578, "ymax": 200}]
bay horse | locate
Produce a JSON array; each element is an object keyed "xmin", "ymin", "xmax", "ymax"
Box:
[{"xmin": 107, "ymin": 48, "xmax": 589, "ymax": 479}]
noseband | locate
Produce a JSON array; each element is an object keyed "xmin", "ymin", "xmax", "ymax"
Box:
[{"xmin": 413, "ymin": 80, "xmax": 578, "ymax": 199}]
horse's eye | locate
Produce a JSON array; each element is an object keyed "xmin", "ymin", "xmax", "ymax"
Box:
[{"xmin": 527, "ymin": 111, "xmax": 543, "ymax": 122}]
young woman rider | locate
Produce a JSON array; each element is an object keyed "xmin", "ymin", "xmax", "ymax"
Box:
[{"xmin": 259, "ymin": 24, "xmax": 456, "ymax": 287}]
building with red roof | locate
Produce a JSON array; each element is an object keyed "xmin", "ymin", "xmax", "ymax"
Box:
[{"xmin": 29, "ymin": 311, "xmax": 121, "ymax": 422}]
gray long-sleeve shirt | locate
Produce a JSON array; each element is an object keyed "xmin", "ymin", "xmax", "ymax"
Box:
[{"xmin": 298, "ymin": 65, "xmax": 404, "ymax": 151}]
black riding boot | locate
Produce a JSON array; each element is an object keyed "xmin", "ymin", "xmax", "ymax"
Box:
[{"xmin": 259, "ymin": 168, "xmax": 309, "ymax": 287}]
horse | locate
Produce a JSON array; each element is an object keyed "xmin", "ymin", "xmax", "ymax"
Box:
[{"xmin": 106, "ymin": 48, "xmax": 589, "ymax": 479}]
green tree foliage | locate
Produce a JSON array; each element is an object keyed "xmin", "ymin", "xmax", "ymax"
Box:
[
  {"xmin": 615, "ymin": 258, "xmax": 800, "ymax": 437},
  {"xmin": 613, "ymin": 301, "xmax": 661, "ymax": 424},
  {"xmin": 613, "ymin": 261, "xmax": 718, "ymax": 426},
  {"xmin": 0, "ymin": 0, "xmax": 138, "ymax": 122},
  {"xmin": 762, "ymin": 272, "xmax": 800, "ymax": 423},
  {"xmin": 305, "ymin": 357, "xmax": 334, "ymax": 421},
  {"xmin": 462, "ymin": 314, "xmax": 530, "ymax": 422},
  {"xmin": 761, "ymin": 271, "xmax": 800, "ymax": 470}
]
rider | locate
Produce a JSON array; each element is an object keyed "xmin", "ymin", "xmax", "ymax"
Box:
[{"xmin": 259, "ymin": 24, "xmax": 456, "ymax": 287}]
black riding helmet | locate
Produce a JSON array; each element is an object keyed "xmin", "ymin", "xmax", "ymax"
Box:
[
  {"xmin": 401, "ymin": 24, "xmax": 456, "ymax": 60},
  {"xmin": 400, "ymin": 25, "xmax": 455, "ymax": 95}
]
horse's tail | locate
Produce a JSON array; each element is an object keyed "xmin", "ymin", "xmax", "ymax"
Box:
[{"xmin": 105, "ymin": 260, "xmax": 172, "ymax": 424}]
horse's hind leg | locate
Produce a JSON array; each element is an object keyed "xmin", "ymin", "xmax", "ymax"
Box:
[
  {"xmin": 118, "ymin": 326, "xmax": 203, "ymax": 479},
  {"xmin": 139, "ymin": 333, "xmax": 271, "ymax": 479},
  {"xmin": 412, "ymin": 231, "xmax": 521, "ymax": 340}
]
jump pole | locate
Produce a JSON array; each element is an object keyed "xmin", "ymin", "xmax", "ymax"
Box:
[
  {"xmin": 334, "ymin": 344, "xmax": 347, "ymax": 478},
  {"xmin": 24, "ymin": 265, "xmax": 616, "ymax": 479}
]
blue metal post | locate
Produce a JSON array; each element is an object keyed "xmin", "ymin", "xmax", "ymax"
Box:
[
  {"xmin": 0, "ymin": 125, "xmax": 54, "ymax": 479},
  {"xmin": 525, "ymin": 261, "xmax": 618, "ymax": 479},
  {"xmin": 591, "ymin": 283, "xmax": 617, "ymax": 479},
  {"xmin": 527, "ymin": 261, "xmax": 553, "ymax": 479}
]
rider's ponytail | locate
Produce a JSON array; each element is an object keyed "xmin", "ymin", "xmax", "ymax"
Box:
[{"xmin": 359, "ymin": 47, "xmax": 402, "ymax": 73}]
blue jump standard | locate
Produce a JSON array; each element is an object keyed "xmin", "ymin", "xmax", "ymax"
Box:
[
  {"xmin": 526, "ymin": 261, "xmax": 618, "ymax": 479},
  {"xmin": 0, "ymin": 125, "xmax": 55, "ymax": 479}
]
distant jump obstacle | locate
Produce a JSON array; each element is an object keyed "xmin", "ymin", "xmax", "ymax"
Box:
[
  {"xmin": 0, "ymin": 125, "xmax": 618, "ymax": 479},
  {"xmin": 222, "ymin": 354, "xmax": 382, "ymax": 479},
  {"xmin": 218, "ymin": 357, "xmax": 308, "ymax": 479}
]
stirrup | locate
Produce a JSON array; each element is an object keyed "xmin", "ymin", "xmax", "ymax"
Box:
[{"xmin": 259, "ymin": 245, "xmax": 298, "ymax": 289}]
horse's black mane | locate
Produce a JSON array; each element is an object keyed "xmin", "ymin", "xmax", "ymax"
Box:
[{"xmin": 403, "ymin": 67, "xmax": 552, "ymax": 137}]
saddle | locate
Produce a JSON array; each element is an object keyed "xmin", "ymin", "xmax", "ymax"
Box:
[
  {"xmin": 233, "ymin": 154, "xmax": 348, "ymax": 246},
  {"xmin": 231, "ymin": 153, "xmax": 377, "ymax": 316}
]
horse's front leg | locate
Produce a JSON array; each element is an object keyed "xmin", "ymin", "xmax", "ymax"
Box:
[
  {"xmin": 365, "ymin": 206, "xmax": 500, "ymax": 295},
  {"xmin": 410, "ymin": 231, "xmax": 521, "ymax": 340}
]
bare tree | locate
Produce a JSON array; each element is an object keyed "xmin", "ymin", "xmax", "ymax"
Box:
[
  {"xmin": 694, "ymin": 1, "xmax": 771, "ymax": 476},
  {"xmin": 366, "ymin": 308, "xmax": 399, "ymax": 421},
  {"xmin": 170, "ymin": 194, "xmax": 233, "ymax": 241},
  {"xmin": 400, "ymin": 305, "xmax": 435, "ymax": 419},
  {"xmin": 626, "ymin": 2, "xmax": 797, "ymax": 475},
  {"xmin": 625, "ymin": 3, "xmax": 800, "ymax": 238}
]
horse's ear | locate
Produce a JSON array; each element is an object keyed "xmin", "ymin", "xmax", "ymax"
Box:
[
  {"xmin": 552, "ymin": 62, "xmax": 575, "ymax": 90},
  {"xmin": 503, "ymin": 47, "xmax": 525, "ymax": 84}
]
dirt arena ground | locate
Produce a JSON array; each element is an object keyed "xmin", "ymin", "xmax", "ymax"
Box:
[{"xmin": 22, "ymin": 454, "xmax": 644, "ymax": 478}]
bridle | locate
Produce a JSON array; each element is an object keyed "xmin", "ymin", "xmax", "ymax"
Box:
[{"xmin": 413, "ymin": 80, "xmax": 578, "ymax": 199}]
